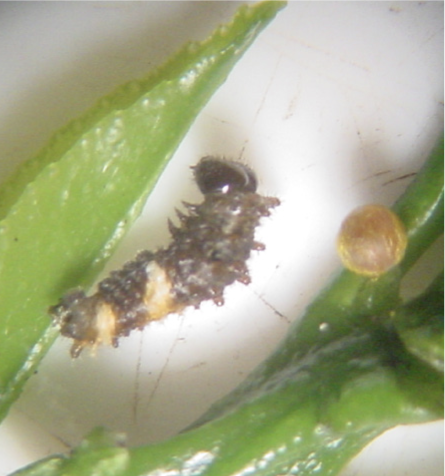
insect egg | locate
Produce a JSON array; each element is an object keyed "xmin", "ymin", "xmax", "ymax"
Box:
[{"xmin": 336, "ymin": 204, "xmax": 408, "ymax": 278}]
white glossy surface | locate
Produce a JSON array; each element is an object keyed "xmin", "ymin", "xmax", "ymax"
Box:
[{"xmin": 0, "ymin": 2, "xmax": 443, "ymax": 475}]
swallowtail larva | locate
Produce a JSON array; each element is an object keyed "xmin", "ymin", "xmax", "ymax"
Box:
[{"xmin": 50, "ymin": 157, "xmax": 280, "ymax": 357}]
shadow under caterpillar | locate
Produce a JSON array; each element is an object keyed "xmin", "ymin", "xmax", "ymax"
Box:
[{"xmin": 50, "ymin": 157, "xmax": 280, "ymax": 357}]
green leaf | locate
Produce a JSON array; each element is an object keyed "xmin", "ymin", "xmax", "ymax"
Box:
[{"xmin": 0, "ymin": 0, "xmax": 286, "ymax": 421}]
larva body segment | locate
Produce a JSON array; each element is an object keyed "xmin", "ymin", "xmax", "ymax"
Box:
[{"xmin": 50, "ymin": 158, "xmax": 280, "ymax": 357}]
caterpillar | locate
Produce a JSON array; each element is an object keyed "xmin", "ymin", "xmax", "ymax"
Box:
[{"xmin": 50, "ymin": 157, "xmax": 280, "ymax": 357}]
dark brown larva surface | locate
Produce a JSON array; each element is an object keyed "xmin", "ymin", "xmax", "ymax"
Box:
[{"xmin": 50, "ymin": 157, "xmax": 280, "ymax": 357}]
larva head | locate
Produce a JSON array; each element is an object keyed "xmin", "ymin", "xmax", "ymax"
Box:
[
  {"xmin": 337, "ymin": 204, "xmax": 408, "ymax": 278},
  {"xmin": 49, "ymin": 290, "xmax": 104, "ymax": 357},
  {"xmin": 194, "ymin": 157, "xmax": 258, "ymax": 195}
]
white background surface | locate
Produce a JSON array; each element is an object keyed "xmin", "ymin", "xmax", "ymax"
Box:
[{"xmin": 0, "ymin": 2, "xmax": 443, "ymax": 475}]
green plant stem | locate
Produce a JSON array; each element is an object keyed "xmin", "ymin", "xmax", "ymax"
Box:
[
  {"xmin": 393, "ymin": 272, "xmax": 444, "ymax": 372},
  {"xmin": 395, "ymin": 138, "xmax": 444, "ymax": 273},
  {"xmin": 12, "ymin": 323, "xmax": 443, "ymax": 476}
]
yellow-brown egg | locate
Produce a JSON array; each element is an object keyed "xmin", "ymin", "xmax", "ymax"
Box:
[{"xmin": 337, "ymin": 204, "xmax": 408, "ymax": 277}]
